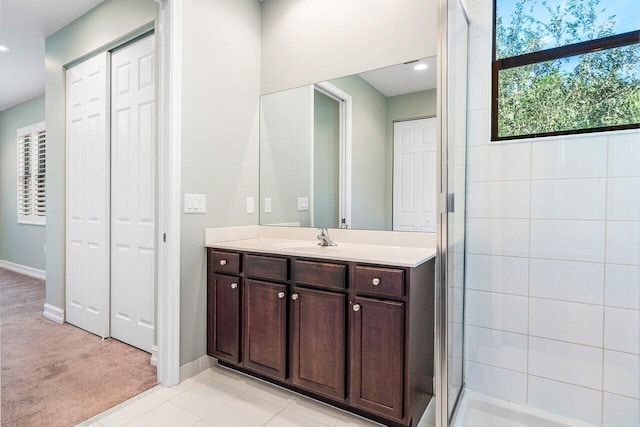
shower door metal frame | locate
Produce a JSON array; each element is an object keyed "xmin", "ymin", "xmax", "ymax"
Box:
[{"xmin": 435, "ymin": 0, "xmax": 470, "ymax": 426}]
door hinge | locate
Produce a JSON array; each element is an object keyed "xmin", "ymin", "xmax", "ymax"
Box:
[{"xmin": 163, "ymin": 233, "xmax": 167, "ymax": 243}]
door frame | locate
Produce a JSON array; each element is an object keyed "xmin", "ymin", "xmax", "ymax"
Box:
[
  {"xmin": 154, "ymin": 0, "xmax": 182, "ymax": 387},
  {"xmin": 314, "ymin": 81, "xmax": 352, "ymax": 229}
]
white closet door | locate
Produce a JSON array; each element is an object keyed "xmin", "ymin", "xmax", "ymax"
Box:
[
  {"xmin": 393, "ymin": 118, "xmax": 437, "ymax": 232},
  {"xmin": 65, "ymin": 52, "xmax": 111, "ymax": 338},
  {"xmin": 110, "ymin": 35, "xmax": 156, "ymax": 352}
]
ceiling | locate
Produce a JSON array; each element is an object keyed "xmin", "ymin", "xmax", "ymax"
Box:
[
  {"xmin": 0, "ymin": 0, "xmax": 104, "ymax": 111},
  {"xmin": 359, "ymin": 56, "xmax": 438, "ymax": 97}
]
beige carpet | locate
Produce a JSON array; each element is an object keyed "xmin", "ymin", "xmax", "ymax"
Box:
[{"xmin": 0, "ymin": 268, "xmax": 158, "ymax": 427}]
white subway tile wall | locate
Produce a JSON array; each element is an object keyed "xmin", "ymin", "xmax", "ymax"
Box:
[
  {"xmin": 527, "ymin": 376, "xmax": 602, "ymax": 425},
  {"xmin": 466, "ymin": 326, "xmax": 528, "ymax": 372},
  {"xmin": 465, "ymin": 361, "xmax": 528, "ymax": 403},
  {"xmin": 464, "ymin": 0, "xmax": 640, "ymax": 424},
  {"xmin": 604, "ymin": 265, "xmax": 640, "ymax": 310},
  {"xmin": 529, "ymin": 259, "xmax": 604, "ymax": 305},
  {"xmin": 603, "ymin": 350, "xmax": 640, "ymax": 398},
  {"xmin": 466, "ymin": 254, "xmax": 529, "ymax": 295},
  {"xmin": 528, "ymin": 337, "xmax": 603, "ymax": 390},
  {"xmin": 603, "ymin": 393, "xmax": 640, "ymax": 427}
]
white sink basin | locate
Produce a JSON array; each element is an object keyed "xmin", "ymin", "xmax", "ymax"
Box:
[
  {"xmin": 274, "ymin": 240, "xmax": 340, "ymax": 252},
  {"xmin": 274, "ymin": 240, "xmax": 331, "ymax": 249}
]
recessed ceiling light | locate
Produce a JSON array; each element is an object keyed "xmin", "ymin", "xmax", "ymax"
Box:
[
  {"xmin": 414, "ymin": 63, "xmax": 428, "ymax": 71},
  {"xmin": 0, "ymin": 45, "xmax": 9, "ymax": 52}
]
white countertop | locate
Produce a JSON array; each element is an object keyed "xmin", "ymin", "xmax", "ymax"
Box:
[{"xmin": 205, "ymin": 237, "xmax": 435, "ymax": 267}]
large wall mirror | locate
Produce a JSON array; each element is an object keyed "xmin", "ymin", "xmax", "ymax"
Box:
[{"xmin": 259, "ymin": 56, "xmax": 437, "ymax": 232}]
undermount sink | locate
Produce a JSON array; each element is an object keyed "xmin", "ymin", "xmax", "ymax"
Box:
[{"xmin": 273, "ymin": 240, "xmax": 335, "ymax": 249}]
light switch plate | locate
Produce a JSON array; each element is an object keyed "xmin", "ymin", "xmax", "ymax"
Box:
[
  {"xmin": 246, "ymin": 197, "xmax": 255, "ymax": 214},
  {"xmin": 264, "ymin": 197, "xmax": 272, "ymax": 213},
  {"xmin": 297, "ymin": 197, "xmax": 309, "ymax": 211},
  {"xmin": 184, "ymin": 193, "xmax": 206, "ymax": 213}
]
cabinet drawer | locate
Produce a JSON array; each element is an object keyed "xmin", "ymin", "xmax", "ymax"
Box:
[
  {"xmin": 294, "ymin": 260, "xmax": 346, "ymax": 290},
  {"xmin": 354, "ymin": 266, "xmax": 405, "ymax": 298},
  {"xmin": 246, "ymin": 254, "xmax": 288, "ymax": 281},
  {"xmin": 210, "ymin": 250, "xmax": 241, "ymax": 275}
]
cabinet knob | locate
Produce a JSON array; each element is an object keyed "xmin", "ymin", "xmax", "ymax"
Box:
[
  {"xmin": 278, "ymin": 291, "xmax": 285, "ymax": 299},
  {"xmin": 353, "ymin": 304, "xmax": 361, "ymax": 312},
  {"xmin": 230, "ymin": 282, "xmax": 238, "ymax": 289},
  {"xmin": 219, "ymin": 259, "xmax": 227, "ymax": 266},
  {"xmin": 372, "ymin": 277, "xmax": 381, "ymax": 286},
  {"xmin": 291, "ymin": 293, "xmax": 299, "ymax": 301}
]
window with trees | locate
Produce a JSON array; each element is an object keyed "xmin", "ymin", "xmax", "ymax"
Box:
[
  {"xmin": 17, "ymin": 122, "xmax": 46, "ymax": 225},
  {"xmin": 492, "ymin": 0, "xmax": 640, "ymax": 140}
]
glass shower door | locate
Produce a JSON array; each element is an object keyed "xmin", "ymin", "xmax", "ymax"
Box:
[{"xmin": 437, "ymin": 0, "xmax": 469, "ymax": 425}]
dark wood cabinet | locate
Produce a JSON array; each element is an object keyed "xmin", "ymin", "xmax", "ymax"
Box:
[
  {"xmin": 243, "ymin": 279, "xmax": 287, "ymax": 380},
  {"xmin": 292, "ymin": 286, "xmax": 346, "ymax": 400},
  {"xmin": 207, "ymin": 273, "xmax": 241, "ymax": 363},
  {"xmin": 206, "ymin": 247, "xmax": 434, "ymax": 427},
  {"xmin": 351, "ymin": 297, "xmax": 405, "ymax": 419}
]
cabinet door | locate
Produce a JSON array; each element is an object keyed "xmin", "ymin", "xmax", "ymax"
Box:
[
  {"xmin": 292, "ymin": 287, "xmax": 346, "ymax": 400},
  {"xmin": 351, "ymin": 297, "xmax": 405, "ymax": 420},
  {"xmin": 243, "ymin": 279, "xmax": 287, "ymax": 380},
  {"xmin": 208, "ymin": 274, "xmax": 241, "ymax": 363}
]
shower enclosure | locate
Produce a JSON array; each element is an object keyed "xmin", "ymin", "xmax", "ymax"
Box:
[{"xmin": 438, "ymin": 0, "xmax": 640, "ymax": 425}]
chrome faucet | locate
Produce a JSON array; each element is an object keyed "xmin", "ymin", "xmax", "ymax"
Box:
[{"xmin": 317, "ymin": 227, "xmax": 337, "ymax": 247}]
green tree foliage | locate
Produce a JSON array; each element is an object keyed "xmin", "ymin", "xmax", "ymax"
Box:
[{"xmin": 496, "ymin": 0, "xmax": 640, "ymax": 138}]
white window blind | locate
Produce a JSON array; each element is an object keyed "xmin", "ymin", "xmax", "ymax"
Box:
[{"xmin": 17, "ymin": 122, "xmax": 46, "ymax": 225}]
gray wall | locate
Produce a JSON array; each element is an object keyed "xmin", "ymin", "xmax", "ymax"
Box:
[
  {"xmin": 0, "ymin": 95, "xmax": 46, "ymax": 270},
  {"xmin": 331, "ymin": 75, "xmax": 388, "ymax": 230},
  {"xmin": 260, "ymin": 86, "xmax": 313, "ymax": 227},
  {"xmin": 180, "ymin": 0, "xmax": 262, "ymax": 365},
  {"xmin": 261, "ymin": 0, "xmax": 438, "ymax": 95},
  {"xmin": 313, "ymin": 91, "xmax": 340, "ymax": 228},
  {"xmin": 45, "ymin": 0, "xmax": 158, "ymax": 310}
]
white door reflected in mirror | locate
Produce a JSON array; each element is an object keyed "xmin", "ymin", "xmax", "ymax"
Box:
[{"xmin": 393, "ymin": 117, "xmax": 437, "ymax": 232}]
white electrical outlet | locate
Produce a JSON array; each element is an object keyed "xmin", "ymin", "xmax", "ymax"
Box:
[
  {"xmin": 246, "ymin": 197, "xmax": 255, "ymax": 214},
  {"xmin": 43, "ymin": 245, "xmax": 47, "ymax": 255},
  {"xmin": 264, "ymin": 197, "xmax": 272, "ymax": 213},
  {"xmin": 184, "ymin": 193, "xmax": 206, "ymax": 213},
  {"xmin": 297, "ymin": 197, "xmax": 309, "ymax": 211}
]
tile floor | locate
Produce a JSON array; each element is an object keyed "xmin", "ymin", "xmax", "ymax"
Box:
[{"xmin": 83, "ymin": 364, "xmax": 436, "ymax": 427}]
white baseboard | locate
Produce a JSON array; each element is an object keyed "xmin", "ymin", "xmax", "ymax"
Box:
[
  {"xmin": 179, "ymin": 354, "xmax": 216, "ymax": 382},
  {"xmin": 0, "ymin": 260, "xmax": 46, "ymax": 280},
  {"xmin": 43, "ymin": 303, "xmax": 64, "ymax": 324},
  {"xmin": 150, "ymin": 345, "xmax": 158, "ymax": 367}
]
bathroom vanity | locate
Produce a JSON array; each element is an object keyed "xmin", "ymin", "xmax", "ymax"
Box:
[{"xmin": 205, "ymin": 235, "xmax": 435, "ymax": 427}]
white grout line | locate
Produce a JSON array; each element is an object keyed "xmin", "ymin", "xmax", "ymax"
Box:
[
  {"xmin": 464, "ymin": 324, "xmax": 640, "ymax": 356},
  {"xmin": 466, "ymin": 252, "xmax": 640, "ymax": 268},
  {"xmin": 526, "ymin": 138, "xmax": 533, "ymax": 405},
  {"xmin": 468, "ymin": 360, "xmax": 640, "ymax": 401},
  {"xmin": 600, "ymin": 134, "xmax": 611, "ymax": 425}
]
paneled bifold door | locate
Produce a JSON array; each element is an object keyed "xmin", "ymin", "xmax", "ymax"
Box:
[
  {"xmin": 65, "ymin": 35, "xmax": 156, "ymax": 352},
  {"xmin": 65, "ymin": 52, "xmax": 111, "ymax": 338},
  {"xmin": 110, "ymin": 36, "xmax": 156, "ymax": 352}
]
